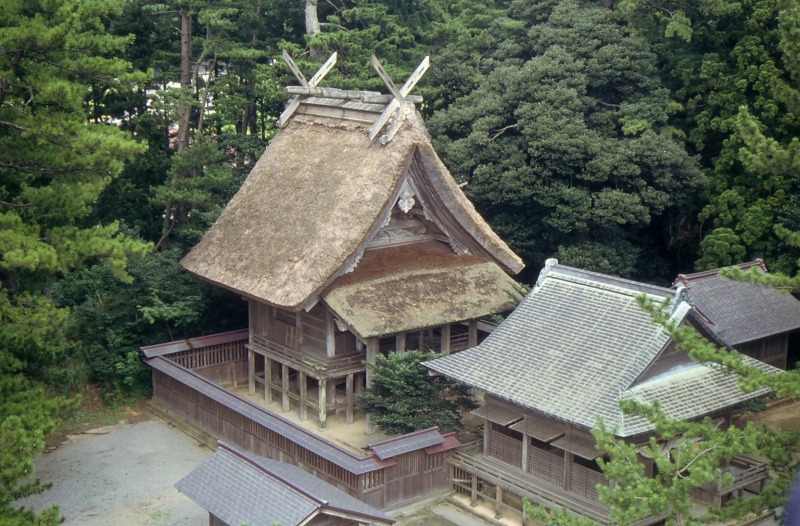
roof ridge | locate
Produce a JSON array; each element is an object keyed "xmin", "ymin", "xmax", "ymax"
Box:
[
  {"xmin": 549, "ymin": 268, "xmax": 671, "ymax": 299},
  {"xmin": 541, "ymin": 260, "xmax": 672, "ymax": 297},
  {"xmin": 674, "ymin": 259, "xmax": 767, "ymax": 285}
]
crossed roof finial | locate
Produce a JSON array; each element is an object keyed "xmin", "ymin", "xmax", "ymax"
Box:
[
  {"xmin": 368, "ymin": 55, "xmax": 429, "ymax": 144},
  {"xmin": 278, "ymin": 50, "xmax": 338, "ymax": 128},
  {"xmin": 278, "ymin": 51, "xmax": 429, "ymax": 144}
]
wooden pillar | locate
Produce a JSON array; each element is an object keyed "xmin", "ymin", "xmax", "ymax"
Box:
[
  {"xmin": 295, "ymin": 312, "xmax": 303, "ymax": 350},
  {"xmin": 281, "ymin": 364, "xmax": 290, "ymax": 412},
  {"xmin": 326, "ymin": 309, "xmax": 336, "ymax": 358},
  {"xmin": 441, "ymin": 324, "xmax": 451, "ymax": 355},
  {"xmin": 564, "ymin": 451, "xmax": 574, "ymax": 491},
  {"xmin": 346, "ymin": 373, "xmax": 354, "ymax": 424},
  {"xmin": 299, "ymin": 371, "xmax": 307, "ymax": 421},
  {"xmin": 495, "ymin": 485, "xmax": 503, "ymax": 519},
  {"xmin": 419, "ymin": 329, "xmax": 425, "ymax": 350},
  {"xmin": 470, "ymin": 474, "xmax": 478, "ymax": 506},
  {"xmin": 396, "ymin": 331, "xmax": 406, "ymax": 352},
  {"xmin": 355, "ymin": 372, "xmax": 363, "ymax": 396},
  {"xmin": 483, "ymin": 418, "xmax": 490, "ymax": 457},
  {"xmin": 264, "ymin": 357, "xmax": 272, "ymax": 403},
  {"xmin": 318, "ymin": 378, "xmax": 327, "ymax": 431},
  {"xmin": 248, "ymin": 349, "xmax": 255, "ymax": 395},
  {"xmin": 366, "ymin": 337, "xmax": 378, "ymax": 434},
  {"xmin": 521, "ymin": 429, "xmax": 529, "ymax": 473},
  {"xmin": 468, "ymin": 320, "xmax": 478, "ymax": 348},
  {"xmin": 327, "ymin": 380, "xmax": 335, "ymax": 415}
]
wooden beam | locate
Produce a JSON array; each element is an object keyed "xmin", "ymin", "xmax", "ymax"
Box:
[
  {"xmin": 564, "ymin": 451, "xmax": 574, "ymax": 491},
  {"xmin": 395, "ymin": 331, "xmax": 406, "ymax": 352},
  {"xmin": 468, "ymin": 320, "xmax": 478, "ymax": 348},
  {"xmin": 366, "ymin": 337, "xmax": 378, "ymax": 434},
  {"xmin": 248, "ymin": 349, "xmax": 255, "ymax": 395},
  {"xmin": 346, "ymin": 373, "xmax": 354, "ymax": 424},
  {"xmin": 295, "ymin": 312, "xmax": 303, "ymax": 350},
  {"xmin": 265, "ymin": 357, "xmax": 272, "ymax": 403},
  {"xmin": 521, "ymin": 429, "xmax": 529, "ymax": 473},
  {"xmin": 326, "ymin": 309, "xmax": 336, "ymax": 358},
  {"xmin": 441, "ymin": 324, "xmax": 451, "ymax": 355},
  {"xmin": 371, "ymin": 55, "xmax": 403, "ymax": 102},
  {"xmin": 281, "ymin": 364, "xmax": 290, "ymax": 412},
  {"xmin": 470, "ymin": 474, "xmax": 478, "ymax": 507},
  {"xmin": 318, "ymin": 378, "xmax": 327, "ymax": 431},
  {"xmin": 495, "ymin": 485, "xmax": 503, "ymax": 519},
  {"xmin": 284, "ymin": 86, "xmax": 422, "ymax": 103},
  {"xmin": 282, "ymin": 49, "xmax": 309, "ymax": 87},
  {"xmin": 483, "ymin": 417, "xmax": 490, "ymax": 457},
  {"xmin": 299, "ymin": 371, "xmax": 307, "ymax": 421}
]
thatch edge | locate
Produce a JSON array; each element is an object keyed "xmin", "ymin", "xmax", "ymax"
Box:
[{"xmin": 414, "ymin": 142, "xmax": 524, "ymax": 274}]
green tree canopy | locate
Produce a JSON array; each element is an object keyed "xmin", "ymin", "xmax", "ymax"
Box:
[
  {"xmin": 0, "ymin": 0, "xmax": 151, "ymax": 520},
  {"xmin": 428, "ymin": 0, "xmax": 704, "ymax": 281},
  {"xmin": 360, "ymin": 350, "xmax": 476, "ymax": 435},
  {"xmin": 621, "ymin": 0, "xmax": 800, "ymax": 273}
]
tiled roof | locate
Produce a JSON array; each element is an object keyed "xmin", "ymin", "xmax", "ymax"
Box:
[
  {"xmin": 175, "ymin": 442, "xmax": 394, "ymax": 526},
  {"xmin": 675, "ymin": 261, "xmax": 800, "ymax": 345},
  {"xmin": 364, "ymin": 427, "xmax": 446, "ymax": 460},
  {"xmin": 620, "ymin": 356, "xmax": 774, "ymax": 435},
  {"xmin": 425, "ymin": 262, "xmax": 777, "ymax": 437}
]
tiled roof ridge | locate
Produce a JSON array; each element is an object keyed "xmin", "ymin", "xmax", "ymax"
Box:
[
  {"xmin": 549, "ymin": 268, "xmax": 671, "ymax": 299},
  {"xmin": 674, "ymin": 259, "xmax": 767, "ymax": 286},
  {"xmin": 535, "ymin": 258, "xmax": 671, "ymax": 298}
]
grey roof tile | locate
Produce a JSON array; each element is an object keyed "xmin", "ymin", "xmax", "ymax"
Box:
[
  {"xmin": 365, "ymin": 427, "xmax": 444, "ymax": 460},
  {"xmin": 425, "ymin": 263, "xmax": 778, "ymax": 437},
  {"xmin": 677, "ymin": 261, "xmax": 800, "ymax": 345},
  {"xmin": 176, "ymin": 443, "xmax": 394, "ymax": 526}
]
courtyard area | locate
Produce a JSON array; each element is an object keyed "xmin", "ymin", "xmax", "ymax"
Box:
[{"xmin": 16, "ymin": 406, "xmax": 484, "ymax": 526}]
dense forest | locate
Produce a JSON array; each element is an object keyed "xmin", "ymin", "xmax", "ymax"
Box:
[{"xmin": 1, "ymin": 0, "xmax": 799, "ymax": 522}]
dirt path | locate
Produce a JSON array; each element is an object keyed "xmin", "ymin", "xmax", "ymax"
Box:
[{"xmin": 17, "ymin": 417, "xmax": 213, "ymax": 525}]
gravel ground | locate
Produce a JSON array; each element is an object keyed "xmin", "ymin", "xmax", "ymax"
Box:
[
  {"xmin": 16, "ymin": 413, "xmax": 481, "ymax": 526},
  {"xmin": 17, "ymin": 418, "xmax": 212, "ymax": 526}
]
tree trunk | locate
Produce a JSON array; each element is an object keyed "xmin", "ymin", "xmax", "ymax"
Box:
[
  {"xmin": 305, "ymin": 0, "xmax": 324, "ymax": 61},
  {"xmin": 177, "ymin": 5, "xmax": 192, "ymax": 152}
]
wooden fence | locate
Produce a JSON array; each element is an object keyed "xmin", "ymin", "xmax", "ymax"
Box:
[{"xmin": 141, "ymin": 332, "xmax": 455, "ymax": 511}]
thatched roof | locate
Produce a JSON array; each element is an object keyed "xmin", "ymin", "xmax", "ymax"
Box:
[
  {"xmin": 182, "ymin": 112, "xmax": 522, "ymax": 309},
  {"xmin": 323, "ymin": 242, "xmax": 520, "ymax": 338}
]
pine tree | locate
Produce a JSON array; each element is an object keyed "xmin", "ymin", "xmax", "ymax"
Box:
[
  {"xmin": 0, "ymin": 1, "xmax": 149, "ymax": 520},
  {"xmin": 360, "ymin": 351, "xmax": 476, "ymax": 435}
]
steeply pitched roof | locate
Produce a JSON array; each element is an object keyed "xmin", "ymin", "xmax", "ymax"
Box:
[
  {"xmin": 675, "ymin": 260, "xmax": 800, "ymax": 345},
  {"xmin": 323, "ymin": 242, "xmax": 521, "ymax": 338},
  {"xmin": 182, "ymin": 110, "xmax": 522, "ymax": 311},
  {"xmin": 175, "ymin": 442, "xmax": 394, "ymax": 526},
  {"xmin": 425, "ymin": 260, "xmax": 776, "ymax": 437}
]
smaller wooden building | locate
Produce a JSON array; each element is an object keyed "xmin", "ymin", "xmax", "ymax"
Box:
[
  {"xmin": 176, "ymin": 441, "xmax": 395, "ymax": 526},
  {"xmin": 426, "ymin": 259, "xmax": 777, "ymax": 524},
  {"xmin": 674, "ymin": 260, "xmax": 800, "ymax": 369}
]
